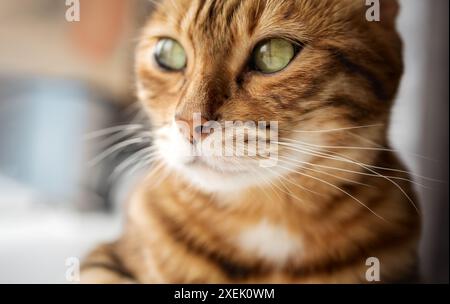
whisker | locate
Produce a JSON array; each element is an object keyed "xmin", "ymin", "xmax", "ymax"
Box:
[
  {"xmin": 252, "ymin": 166, "xmax": 306, "ymax": 204},
  {"xmin": 109, "ymin": 147, "xmax": 158, "ymax": 182},
  {"xmin": 348, "ymin": 131, "xmax": 384, "ymax": 148},
  {"xmin": 277, "ymin": 156, "xmax": 373, "ymax": 188},
  {"xmin": 277, "ymin": 142, "xmax": 420, "ymax": 213},
  {"xmin": 230, "ymin": 161, "xmax": 282, "ymax": 202},
  {"xmin": 277, "ymin": 140, "xmax": 441, "ymax": 183},
  {"xmin": 281, "ymin": 137, "xmax": 438, "ymax": 163},
  {"xmin": 274, "ymin": 162, "xmax": 388, "ymax": 222},
  {"xmin": 219, "ymin": 147, "xmax": 301, "ymax": 203},
  {"xmin": 277, "ymin": 152, "xmax": 429, "ymax": 189},
  {"xmin": 263, "ymin": 165, "xmax": 327, "ymax": 197},
  {"xmin": 278, "ymin": 124, "xmax": 384, "ymax": 134},
  {"xmin": 121, "ymin": 156, "xmax": 160, "ymax": 184},
  {"xmin": 97, "ymin": 130, "xmax": 152, "ymax": 150},
  {"xmin": 88, "ymin": 137, "xmax": 147, "ymax": 167},
  {"xmin": 84, "ymin": 124, "xmax": 144, "ymax": 140}
]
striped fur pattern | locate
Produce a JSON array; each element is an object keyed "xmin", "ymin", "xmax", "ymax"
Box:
[{"xmin": 82, "ymin": 0, "xmax": 420, "ymax": 283}]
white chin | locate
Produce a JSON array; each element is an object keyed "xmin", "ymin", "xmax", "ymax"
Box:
[
  {"xmin": 153, "ymin": 122, "xmax": 283, "ymax": 193},
  {"xmin": 154, "ymin": 125, "xmax": 261, "ymax": 193},
  {"xmin": 179, "ymin": 162, "xmax": 259, "ymax": 193}
]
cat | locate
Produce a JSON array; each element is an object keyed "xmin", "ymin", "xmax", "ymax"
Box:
[{"xmin": 81, "ymin": 0, "xmax": 420, "ymax": 283}]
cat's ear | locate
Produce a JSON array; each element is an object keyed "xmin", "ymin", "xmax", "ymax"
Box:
[{"xmin": 380, "ymin": 0, "xmax": 400, "ymax": 28}]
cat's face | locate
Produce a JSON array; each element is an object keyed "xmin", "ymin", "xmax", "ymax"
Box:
[{"xmin": 136, "ymin": 0, "xmax": 403, "ymax": 193}]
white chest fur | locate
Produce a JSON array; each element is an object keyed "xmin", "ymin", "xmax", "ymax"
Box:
[{"xmin": 234, "ymin": 220, "xmax": 303, "ymax": 266}]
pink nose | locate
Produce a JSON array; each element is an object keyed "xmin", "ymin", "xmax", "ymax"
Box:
[{"xmin": 175, "ymin": 116, "xmax": 209, "ymax": 144}]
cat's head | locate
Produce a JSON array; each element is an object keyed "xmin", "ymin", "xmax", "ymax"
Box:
[{"xmin": 136, "ymin": 0, "xmax": 403, "ymax": 193}]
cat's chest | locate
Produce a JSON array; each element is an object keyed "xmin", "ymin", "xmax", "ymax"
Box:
[{"xmin": 232, "ymin": 220, "xmax": 303, "ymax": 266}]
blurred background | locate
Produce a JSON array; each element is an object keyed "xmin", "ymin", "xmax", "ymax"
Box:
[{"xmin": 0, "ymin": 0, "xmax": 448, "ymax": 283}]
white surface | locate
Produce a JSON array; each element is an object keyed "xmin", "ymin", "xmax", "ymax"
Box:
[
  {"xmin": 0, "ymin": 209, "xmax": 122, "ymax": 284},
  {"xmin": 0, "ymin": 176, "xmax": 122, "ymax": 284}
]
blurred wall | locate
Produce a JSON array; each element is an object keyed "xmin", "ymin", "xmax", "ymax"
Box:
[
  {"xmin": 394, "ymin": 0, "xmax": 449, "ymax": 283},
  {"xmin": 0, "ymin": 0, "xmax": 147, "ymax": 100}
]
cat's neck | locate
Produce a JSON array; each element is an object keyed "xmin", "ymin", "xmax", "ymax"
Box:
[{"xmin": 143, "ymin": 166, "xmax": 361, "ymax": 220}]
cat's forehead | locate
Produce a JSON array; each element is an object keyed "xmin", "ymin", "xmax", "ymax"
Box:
[{"xmin": 150, "ymin": 0, "xmax": 362, "ymax": 51}]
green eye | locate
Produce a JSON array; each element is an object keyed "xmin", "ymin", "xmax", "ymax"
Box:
[
  {"xmin": 253, "ymin": 39, "xmax": 297, "ymax": 74},
  {"xmin": 154, "ymin": 38, "xmax": 187, "ymax": 71}
]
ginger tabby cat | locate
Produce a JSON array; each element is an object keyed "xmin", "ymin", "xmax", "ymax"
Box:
[{"xmin": 82, "ymin": 0, "xmax": 420, "ymax": 283}]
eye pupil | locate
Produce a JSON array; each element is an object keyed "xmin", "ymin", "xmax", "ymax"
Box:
[
  {"xmin": 154, "ymin": 38, "xmax": 187, "ymax": 71},
  {"xmin": 253, "ymin": 39, "xmax": 296, "ymax": 74}
]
